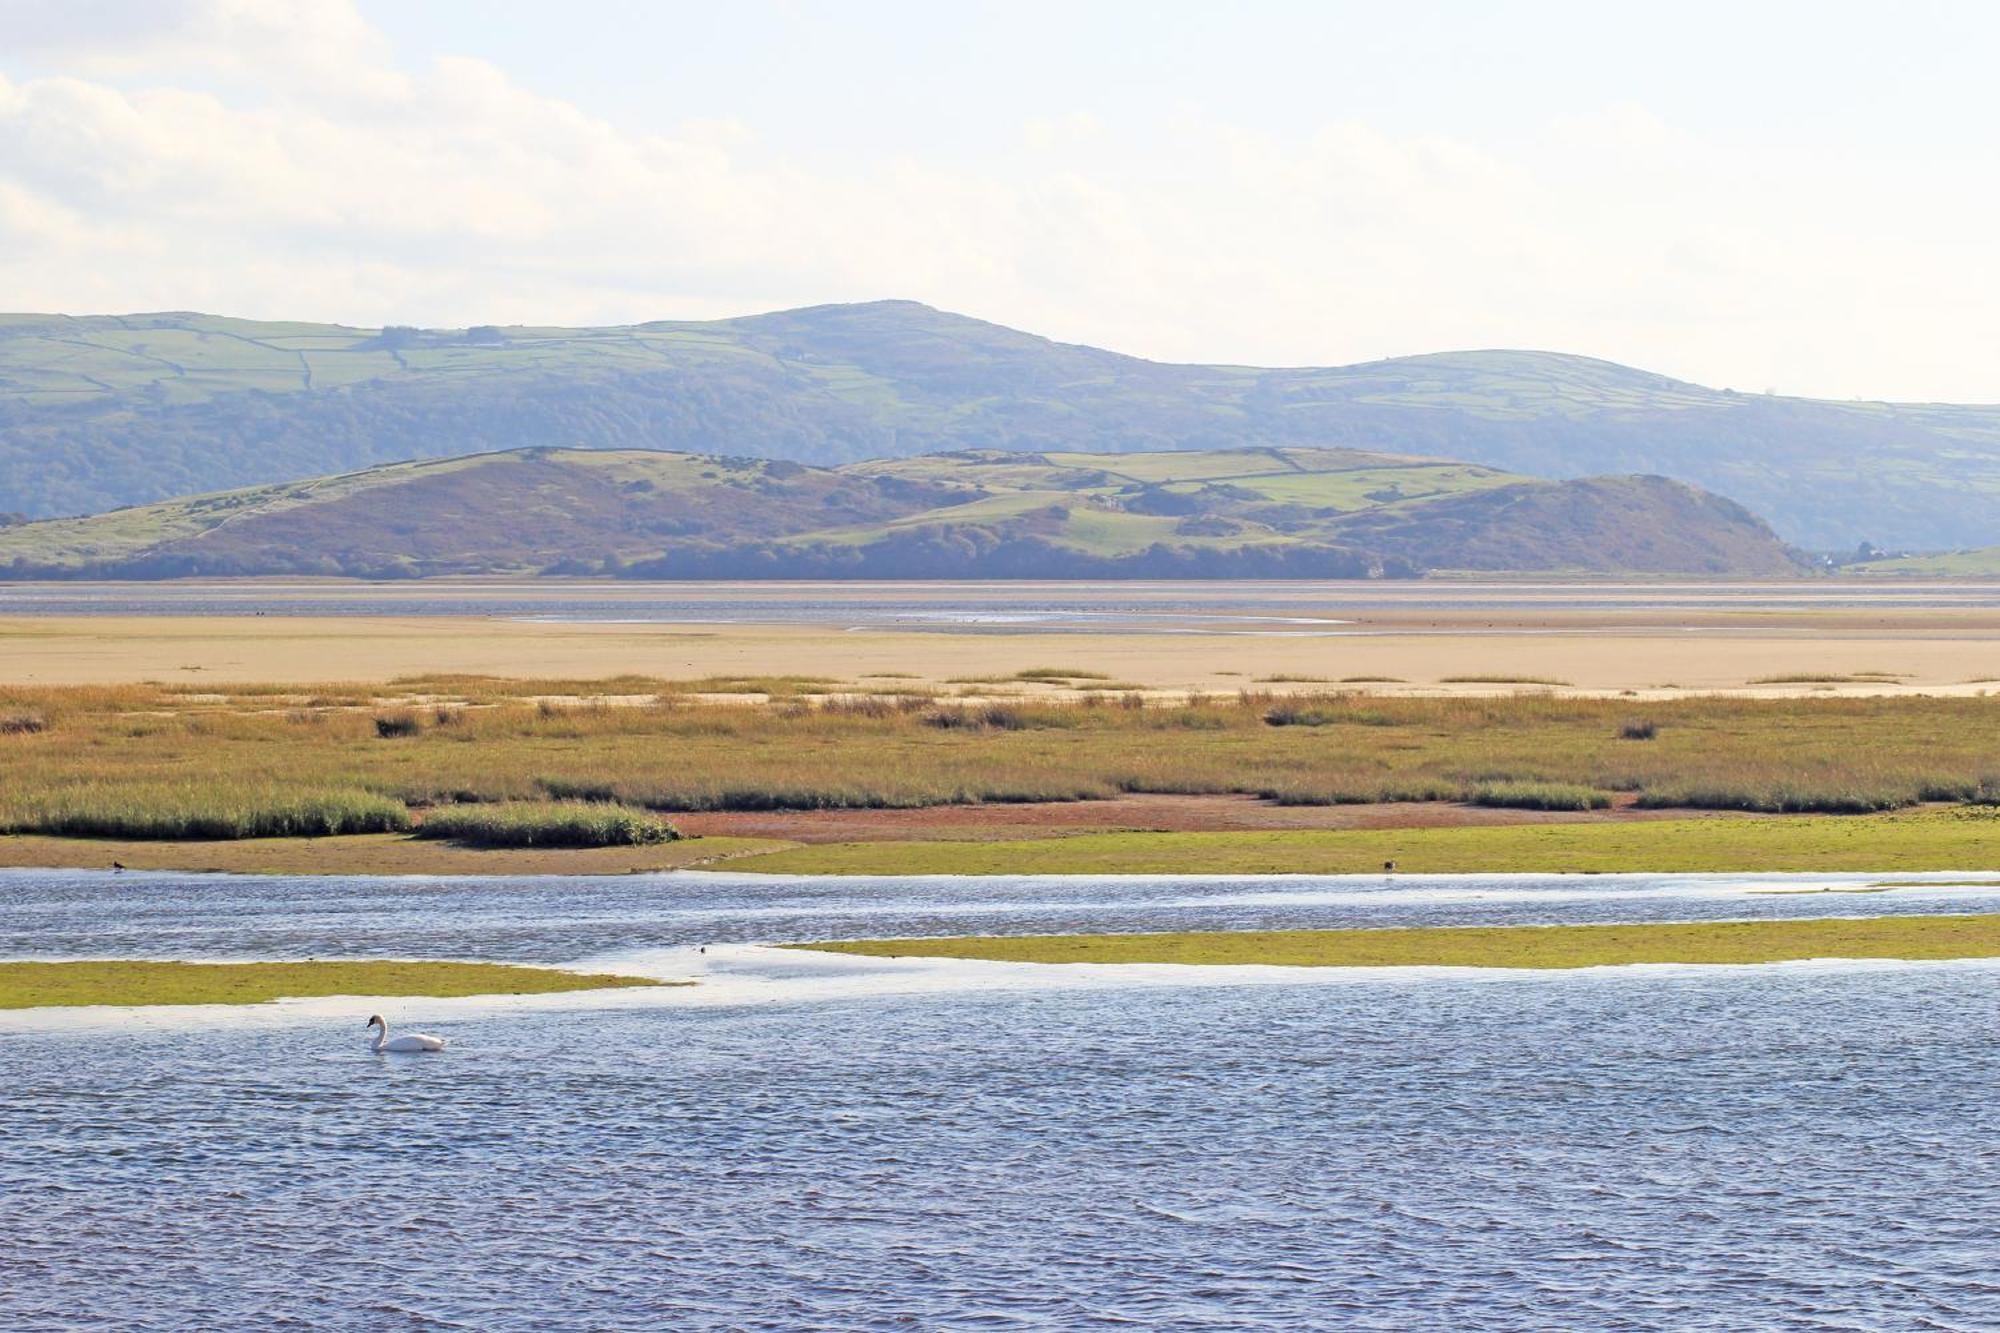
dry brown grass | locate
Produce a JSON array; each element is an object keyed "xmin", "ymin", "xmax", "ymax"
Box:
[{"xmin": 4, "ymin": 682, "xmax": 2000, "ymax": 836}]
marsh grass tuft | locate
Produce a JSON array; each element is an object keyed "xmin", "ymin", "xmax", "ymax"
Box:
[
  {"xmin": 1635, "ymin": 784, "xmax": 1918, "ymax": 814},
  {"xmin": 1470, "ymin": 781, "xmax": 1613, "ymax": 811},
  {"xmin": 1259, "ymin": 694, "xmax": 1401, "ymax": 728},
  {"xmin": 416, "ymin": 802, "xmax": 678, "ymax": 848},
  {"xmin": 1262, "ymin": 700, "xmax": 1342, "ymax": 727},
  {"xmin": 1259, "ymin": 778, "xmax": 1464, "ymax": 806},
  {"xmin": 814, "ymin": 695, "xmax": 907, "ymax": 719},
  {"xmin": 374, "ymin": 712, "xmax": 422, "ymax": 738},
  {"xmin": 1, "ymin": 784, "xmax": 409, "ymax": 840},
  {"xmin": 1014, "ymin": 667, "xmax": 1114, "ymax": 682},
  {"xmin": 923, "ymin": 703, "xmax": 1077, "ymax": 731},
  {"xmin": 536, "ymin": 775, "xmax": 620, "ymax": 802},
  {"xmin": 1748, "ymin": 673, "xmax": 1907, "ymax": 685}
]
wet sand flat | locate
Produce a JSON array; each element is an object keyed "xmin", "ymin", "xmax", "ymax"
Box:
[
  {"xmin": 669, "ymin": 793, "xmax": 1759, "ymax": 844},
  {"xmin": 5, "ymin": 609, "xmax": 2000, "ymax": 695}
]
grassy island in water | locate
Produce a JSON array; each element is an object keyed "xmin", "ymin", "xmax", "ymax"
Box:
[
  {"xmin": 794, "ymin": 914, "xmax": 2000, "ymax": 970},
  {"xmin": 0, "ymin": 960, "xmax": 668, "ymax": 1009}
]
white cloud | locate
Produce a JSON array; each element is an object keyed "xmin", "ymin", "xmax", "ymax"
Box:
[
  {"xmin": 8, "ymin": 0, "xmax": 399, "ymax": 94},
  {"xmin": 2, "ymin": 0, "xmax": 1997, "ymax": 400}
]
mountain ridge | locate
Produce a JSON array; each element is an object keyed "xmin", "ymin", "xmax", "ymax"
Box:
[{"xmin": 3, "ymin": 301, "xmax": 1995, "ymax": 547}]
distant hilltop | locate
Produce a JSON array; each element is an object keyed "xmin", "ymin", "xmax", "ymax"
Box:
[
  {"xmin": 0, "ymin": 444, "xmax": 1804, "ymax": 580},
  {"xmin": 1, "ymin": 300, "xmax": 1995, "ymax": 549}
]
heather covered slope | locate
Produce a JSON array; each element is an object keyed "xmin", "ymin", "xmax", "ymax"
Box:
[
  {"xmin": 0, "ymin": 445, "xmax": 1802, "ymax": 579},
  {"xmin": 0, "ymin": 450, "xmax": 959, "ymax": 578},
  {"xmin": 1332, "ymin": 475, "xmax": 1798, "ymax": 575},
  {"xmin": 3, "ymin": 302, "xmax": 2000, "ymax": 547}
]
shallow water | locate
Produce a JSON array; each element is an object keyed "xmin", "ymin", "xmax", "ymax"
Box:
[
  {"xmin": 10, "ymin": 577, "xmax": 2000, "ymax": 631},
  {"xmin": 6, "ymin": 870, "xmax": 2000, "ymax": 1329},
  {"xmin": 9, "ymin": 867, "xmax": 2000, "ymax": 964}
]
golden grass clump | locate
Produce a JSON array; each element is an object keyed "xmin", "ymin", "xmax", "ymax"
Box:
[
  {"xmin": 415, "ymin": 802, "xmax": 678, "ymax": 848},
  {"xmin": 0, "ymin": 783, "xmax": 409, "ymax": 840},
  {"xmin": 1469, "ymin": 781, "xmax": 1614, "ymax": 811}
]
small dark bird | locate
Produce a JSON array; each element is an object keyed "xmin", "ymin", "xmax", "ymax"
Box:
[
  {"xmin": 1383, "ymin": 859, "xmax": 1396, "ymax": 872},
  {"xmin": 112, "ymin": 861, "xmax": 126, "ymax": 871}
]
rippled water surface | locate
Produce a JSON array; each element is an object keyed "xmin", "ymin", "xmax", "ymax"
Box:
[{"xmin": 7, "ymin": 869, "xmax": 2000, "ymax": 1329}]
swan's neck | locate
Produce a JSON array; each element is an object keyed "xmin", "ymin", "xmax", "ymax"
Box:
[{"xmin": 370, "ymin": 1021, "xmax": 386, "ymax": 1052}]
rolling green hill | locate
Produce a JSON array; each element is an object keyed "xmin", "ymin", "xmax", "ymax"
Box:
[
  {"xmin": 0, "ymin": 445, "xmax": 1803, "ymax": 579},
  {"xmin": 2, "ymin": 302, "xmax": 1997, "ymax": 549},
  {"xmin": 1851, "ymin": 547, "xmax": 2000, "ymax": 576}
]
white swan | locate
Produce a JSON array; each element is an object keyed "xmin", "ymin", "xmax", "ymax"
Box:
[{"xmin": 366, "ymin": 1013, "xmax": 448, "ymax": 1053}]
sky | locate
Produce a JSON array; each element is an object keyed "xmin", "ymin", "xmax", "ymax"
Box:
[{"xmin": 3, "ymin": 0, "xmax": 1999, "ymax": 400}]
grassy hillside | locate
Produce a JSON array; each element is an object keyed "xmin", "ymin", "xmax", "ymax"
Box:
[
  {"xmin": 1852, "ymin": 546, "xmax": 2000, "ymax": 576},
  {"xmin": 4, "ymin": 302, "xmax": 1999, "ymax": 548},
  {"xmin": 0, "ymin": 444, "xmax": 1802, "ymax": 579},
  {"xmin": 1333, "ymin": 474, "xmax": 1794, "ymax": 575}
]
